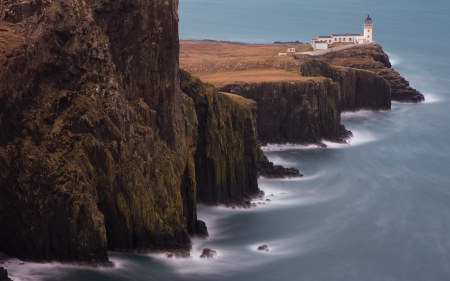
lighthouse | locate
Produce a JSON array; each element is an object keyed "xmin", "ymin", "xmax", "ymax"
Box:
[
  {"xmin": 310, "ymin": 15, "xmax": 375, "ymax": 49},
  {"xmin": 364, "ymin": 15, "xmax": 373, "ymax": 43}
]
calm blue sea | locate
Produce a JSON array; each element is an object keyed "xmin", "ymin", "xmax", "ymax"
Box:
[{"xmin": 5, "ymin": 0, "xmax": 450, "ymax": 280}]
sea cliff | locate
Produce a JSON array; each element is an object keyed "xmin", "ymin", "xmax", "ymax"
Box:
[
  {"xmin": 0, "ymin": 0, "xmax": 269, "ymax": 264},
  {"xmin": 317, "ymin": 44, "xmax": 424, "ymax": 102},
  {"xmin": 220, "ymin": 79, "xmax": 350, "ymax": 144},
  {"xmin": 180, "ymin": 70, "xmax": 263, "ymax": 205},
  {"xmin": 0, "ymin": 0, "xmax": 199, "ymax": 264},
  {"xmin": 0, "ymin": 0, "xmax": 421, "ymax": 266}
]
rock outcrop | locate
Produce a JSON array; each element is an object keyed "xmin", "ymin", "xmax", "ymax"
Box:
[
  {"xmin": 318, "ymin": 44, "xmax": 424, "ymax": 102},
  {"xmin": 299, "ymin": 58, "xmax": 391, "ymax": 111},
  {"xmin": 376, "ymin": 68, "xmax": 424, "ymax": 102},
  {"xmin": 0, "ymin": 0, "xmax": 202, "ymax": 264},
  {"xmin": 180, "ymin": 70, "xmax": 263, "ymax": 205},
  {"xmin": 258, "ymin": 161, "xmax": 302, "ymax": 178},
  {"xmin": 220, "ymin": 79, "xmax": 351, "ymax": 144},
  {"xmin": 0, "ymin": 267, "xmax": 12, "ymax": 281}
]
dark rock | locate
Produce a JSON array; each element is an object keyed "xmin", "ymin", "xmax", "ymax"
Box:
[
  {"xmin": 220, "ymin": 80, "xmax": 353, "ymax": 144},
  {"xmin": 0, "ymin": 267, "xmax": 12, "ymax": 281},
  {"xmin": 195, "ymin": 220, "xmax": 209, "ymax": 238},
  {"xmin": 266, "ymin": 199, "xmax": 271, "ymax": 202},
  {"xmin": 167, "ymin": 253, "xmax": 174, "ymax": 259},
  {"xmin": 200, "ymin": 248, "xmax": 217, "ymax": 259},
  {"xmin": 258, "ymin": 160, "xmax": 303, "ymax": 178},
  {"xmin": 178, "ymin": 253, "xmax": 191, "ymax": 259},
  {"xmin": 317, "ymin": 44, "xmax": 423, "ymax": 103},
  {"xmin": 180, "ymin": 70, "xmax": 262, "ymax": 206},
  {"xmin": 298, "ymin": 57, "xmax": 391, "ymax": 112},
  {"xmin": 377, "ymin": 68, "xmax": 424, "ymax": 102},
  {"xmin": 257, "ymin": 245, "xmax": 269, "ymax": 252},
  {"xmin": 0, "ymin": 0, "xmax": 198, "ymax": 264}
]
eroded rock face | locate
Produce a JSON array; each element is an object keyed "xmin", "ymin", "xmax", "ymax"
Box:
[
  {"xmin": 0, "ymin": 0, "xmax": 199, "ymax": 263},
  {"xmin": 180, "ymin": 70, "xmax": 263, "ymax": 205},
  {"xmin": 220, "ymin": 80, "xmax": 350, "ymax": 144},
  {"xmin": 0, "ymin": 267, "xmax": 12, "ymax": 281},
  {"xmin": 299, "ymin": 58, "xmax": 391, "ymax": 111},
  {"xmin": 377, "ymin": 68, "xmax": 424, "ymax": 102},
  {"xmin": 317, "ymin": 44, "xmax": 423, "ymax": 102}
]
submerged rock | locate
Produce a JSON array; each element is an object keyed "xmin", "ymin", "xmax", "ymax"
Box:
[
  {"xmin": 257, "ymin": 245, "xmax": 269, "ymax": 252},
  {"xmin": 166, "ymin": 252, "xmax": 191, "ymax": 259},
  {"xmin": 200, "ymin": 248, "xmax": 217, "ymax": 259}
]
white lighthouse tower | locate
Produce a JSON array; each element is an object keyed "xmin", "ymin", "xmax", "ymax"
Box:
[{"xmin": 363, "ymin": 15, "xmax": 373, "ymax": 43}]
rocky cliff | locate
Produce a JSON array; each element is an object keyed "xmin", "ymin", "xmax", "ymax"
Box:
[
  {"xmin": 299, "ymin": 58, "xmax": 391, "ymax": 111},
  {"xmin": 220, "ymin": 78, "xmax": 351, "ymax": 144},
  {"xmin": 318, "ymin": 44, "xmax": 424, "ymax": 102},
  {"xmin": 180, "ymin": 70, "xmax": 263, "ymax": 205},
  {"xmin": 0, "ymin": 0, "xmax": 202, "ymax": 264},
  {"xmin": 218, "ymin": 46, "xmax": 404, "ymax": 145}
]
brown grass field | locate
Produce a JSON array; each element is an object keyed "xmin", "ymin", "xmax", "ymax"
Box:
[{"xmin": 180, "ymin": 40, "xmax": 315, "ymax": 86}]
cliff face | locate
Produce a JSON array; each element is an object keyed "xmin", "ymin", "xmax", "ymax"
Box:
[
  {"xmin": 0, "ymin": 0, "xmax": 200, "ymax": 263},
  {"xmin": 218, "ymin": 52, "xmax": 395, "ymax": 145},
  {"xmin": 318, "ymin": 44, "xmax": 424, "ymax": 102},
  {"xmin": 220, "ymin": 79, "xmax": 350, "ymax": 144},
  {"xmin": 180, "ymin": 70, "xmax": 262, "ymax": 205},
  {"xmin": 299, "ymin": 58, "xmax": 391, "ymax": 111}
]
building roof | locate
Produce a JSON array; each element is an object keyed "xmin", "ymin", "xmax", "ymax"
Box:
[
  {"xmin": 319, "ymin": 35, "xmax": 332, "ymax": 38},
  {"xmin": 333, "ymin": 33, "xmax": 361, "ymax": 36}
]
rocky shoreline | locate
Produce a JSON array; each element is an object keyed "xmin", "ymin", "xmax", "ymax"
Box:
[{"xmin": 0, "ymin": 0, "xmax": 423, "ymax": 267}]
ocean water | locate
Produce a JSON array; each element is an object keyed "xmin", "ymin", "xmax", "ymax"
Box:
[{"xmin": 5, "ymin": 0, "xmax": 450, "ymax": 280}]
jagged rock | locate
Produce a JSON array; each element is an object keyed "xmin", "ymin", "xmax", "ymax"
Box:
[
  {"xmin": 0, "ymin": 267, "xmax": 12, "ymax": 281},
  {"xmin": 257, "ymin": 245, "xmax": 269, "ymax": 252},
  {"xmin": 377, "ymin": 68, "xmax": 424, "ymax": 102},
  {"xmin": 180, "ymin": 70, "xmax": 262, "ymax": 205},
  {"xmin": 0, "ymin": 0, "xmax": 203, "ymax": 264},
  {"xmin": 298, "ymin": 58, "xmax": 391, "ymax": 111},
  {"xmin": 316, "ymin": 44, "xmax": 423, "ymax": 103},
  {"xmin": 200, "ymin": 248, "xmax": 217, "ymax": 259},
  {"xmin": 220, "ymin": 79, "xmax": 353, "ymax": 144},
  {"xmin": 258, "ymin": 161, "xmax": 303, "ymax": 178},
  {"xmin": 195, "ymin": 220, "xmax": 209, "ymax": 238}
]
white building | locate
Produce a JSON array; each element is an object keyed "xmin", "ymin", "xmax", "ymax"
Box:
[{"xmin": 311, "ymin": 15, "xmax": 373, "ymax": 50}]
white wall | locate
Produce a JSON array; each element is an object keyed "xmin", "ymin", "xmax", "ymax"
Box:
[{"xmin": 316, "ymin": 42, "xmax": 328, "ymax": 50}]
